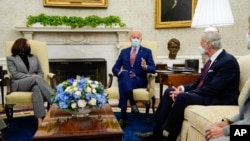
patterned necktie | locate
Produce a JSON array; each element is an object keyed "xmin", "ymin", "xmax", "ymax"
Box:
[
  {"xmin": 130, "ymin": 48, "xmax": 137, "ymax": 67},
  {"xmin": 196, "ymin": 59, "xmax": 211, "ymax": 89}
]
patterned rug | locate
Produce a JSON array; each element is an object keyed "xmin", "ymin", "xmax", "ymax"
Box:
[{"xmin": 0, "ymin": 104, "xmax": 34, "ymax": 119}]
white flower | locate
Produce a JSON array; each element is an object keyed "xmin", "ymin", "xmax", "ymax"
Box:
[
  {"xmin": 72, "ymin": 81, "xmax": 78, "ymax": 86},
  {"xmin": 85, "ymin": 86, "xmax": 92, "ymax": 93},
  {"xmin": 88, "ymin": 80, "xmax": 92, "ymax": 84},
  {"xmin": 77, "ymin": 100, "xmax": 87, "ymax": 108},
  {"xmin": 92, "ymin": 88, "xmax": 96, "ymax": 93},
  {"xmin": 71, "ymin": 103, "xmax": 77, "ymax": 109},
  {"xmin": 73, "ymin": 86, "xmax": 78, "ymax": 91},
  {"xmin": 90, "ymin": 82, "xmax": 98, "ymax": 88},
  {"xmin": 88, "ymin": 98, "xmax": 97, "ymax": 106},
  {"xmin": 75, "ymin": 90, "xmax": 81, "ymax": 96},
  {"xmin": 65, "ymin": 86, "xmax": 72, "ymax": 92}
]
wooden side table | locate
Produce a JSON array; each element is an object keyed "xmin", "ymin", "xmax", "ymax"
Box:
[
  {"xmin": 155, "ymin": 64, "xmax": 168, "ymax": 83},
  {"xmin": 159, "ymin": 72, "xmax": 200, "ymax": 100}
]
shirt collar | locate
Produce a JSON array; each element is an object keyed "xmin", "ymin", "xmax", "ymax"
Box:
[
  {"xmin": 131, "ymin": 46, "xmax": 140, "ymax": 53},
  {"xmin": 210, "ymin": 48, "xmax": 223, "ymax": 64}
]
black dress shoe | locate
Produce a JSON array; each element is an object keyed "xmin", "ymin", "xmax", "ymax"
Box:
[
  {"xmin": 135, "ymin": 131, "xmax": 164, "ymax": 140},
  {"xmin": 131, "ymin": 105, "xmax": 139, "ymax": 114},
  {"xmin": 145, "ymin": 117, "xmax": 151, "ymax": 124},
  {"xmin": 118, "ymin": 119, "xmax": 128, "ymax": 128},
  {"xmin": 135, "ymin": 131, "xmax": 154, "ymax": 138}
]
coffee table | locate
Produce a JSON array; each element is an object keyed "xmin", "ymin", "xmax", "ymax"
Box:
[{"xmin": 33, "ymin": 104, "xmax": 123, "ymax": 141}]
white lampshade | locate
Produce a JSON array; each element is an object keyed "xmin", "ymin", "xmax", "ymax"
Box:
[{"xmin": 191, "ymin": 0, "xmax": 234, "ymax": 28}]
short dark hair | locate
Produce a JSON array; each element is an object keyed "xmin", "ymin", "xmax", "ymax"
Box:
[{"xmin": 11, "ymin": 38, "xmax": 33, "ymax": 56}]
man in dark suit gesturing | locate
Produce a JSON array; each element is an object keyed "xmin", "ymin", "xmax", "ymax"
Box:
[
  {"xmin": 135, "ymin": 30, "xmax": 240, "ymax": 141},
  {"xmin": 112, "ymin": 30, "xmax": 156, "ymax": 127}
]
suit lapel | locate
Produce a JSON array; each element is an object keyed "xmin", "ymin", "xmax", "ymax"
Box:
[
  {"xmin": 209, "ymin": 50, "xmax": 226, "ymax": 69},
  {"xmin": 135, "ymin": 47, "xmax": 144, "ymax": 62}
]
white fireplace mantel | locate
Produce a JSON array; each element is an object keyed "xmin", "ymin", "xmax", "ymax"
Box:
[
  {"xmin": 14, "ymin": 26, "xmax": 133, "ymax": 81},
  {"xmin": 15, "ymin": 26, "xmax": 132, "ymax": 46}
]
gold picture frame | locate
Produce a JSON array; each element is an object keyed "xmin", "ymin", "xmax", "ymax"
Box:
[
  {"xmin": 43, "ymin": 0, "xmax": 108, "ymax": 8},
  {"xmin": 155, "ymin": 0, "xmax": 197, "ymax": 29}
]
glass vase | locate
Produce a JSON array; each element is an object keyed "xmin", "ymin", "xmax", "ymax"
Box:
[{"xmin": 70, "ymin": 107, "xmax": 92, "ymax": 117}]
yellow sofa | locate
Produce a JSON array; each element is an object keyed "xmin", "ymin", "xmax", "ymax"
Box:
[{"xmin": 177, "ymin": 55, "xmax": 250, "ymax": 141}]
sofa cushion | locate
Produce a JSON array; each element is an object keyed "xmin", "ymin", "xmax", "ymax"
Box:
[
  {"xmin": 237, "ymin": 55, "xmax": 250, "ymax": 100},
  {"xmin": 184, "ymin": 105, "xmax": 238, "ymax": 135},
  {"xmin": 238, "ymin": 55, "xmax": 250, "ymax": 89},
  {"xmin": 238, "ymin": 77, "xmax": 250, "ymax": 106},
  {"xmin": 6, "ymin": 92, "xmax": 32, "ymax": 104}
]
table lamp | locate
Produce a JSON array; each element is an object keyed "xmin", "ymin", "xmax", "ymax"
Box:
[{"xmin": 191, "ymin": 0, "xmax": 234, "ymax": 28}]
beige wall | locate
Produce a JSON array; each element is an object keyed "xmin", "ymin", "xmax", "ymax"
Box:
[{"xmin": 0, "ymin": 0, "xmax": 249, "ymax": 60}]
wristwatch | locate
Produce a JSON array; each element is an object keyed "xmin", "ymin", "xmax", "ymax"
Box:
[{"xmin": 221, "ymin": 117, "xmax": 232, "ymax": 124}]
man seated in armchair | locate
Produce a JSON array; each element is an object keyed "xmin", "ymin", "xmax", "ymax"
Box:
[{"xmin": 112, "ymin": 30, "xmax": 156, "ymax": 127}]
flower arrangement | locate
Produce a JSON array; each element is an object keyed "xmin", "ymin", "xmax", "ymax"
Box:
[{"xmin": 52, "ymin": 75, "xmax": 108, "ymax": 112}]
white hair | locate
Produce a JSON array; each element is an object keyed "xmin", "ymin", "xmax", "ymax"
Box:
[{"xmin": 204, "ymin": 27, "xmax": 219, "ymax": 33}]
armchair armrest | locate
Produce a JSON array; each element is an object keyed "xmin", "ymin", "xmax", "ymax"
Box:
[
  {"xmin": 106, "ymin": 72, "xmax": 158, "ymax": 91},
  {"xmin": 107, "ymin": 73, "xmax": 114, "ymax": 88},
  {"xmin": 4, "ymin": 72, "xmax": 57, "ymax": 95},
  {"xmin": 147, "ymin": 73, "xmax": 158, "ymax": 78},
  {"xmin": 47, "ymin": 72, "xmax": 57, "ymax": 89},
  {"xmin": 147, "ymin": 73, "xmax": 157, "ymax": 91},
  {"xmin": 4, "ymin": 74, "xmax": 11, "ymax": 95}
]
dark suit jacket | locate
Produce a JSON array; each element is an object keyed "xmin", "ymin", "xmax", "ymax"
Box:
[
  {"xmin": 184, "ymin": 50, "xmax": 240, "ymax": 105},
  {"xmin": 112, "ymin": 46, "xmax": 156, "ymax": 88}
]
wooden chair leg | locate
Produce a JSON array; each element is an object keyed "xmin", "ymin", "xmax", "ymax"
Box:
[
  {"xmin": 151, "ymin": 96, "xmax": 156, "ymax": 113},
  {"xmin": 145, "ymin": 103, "xmax": 150, "ymax": 124},
  {"xmin": 4, "ymin": 104, "xmax": 15, "ymax": 123}
]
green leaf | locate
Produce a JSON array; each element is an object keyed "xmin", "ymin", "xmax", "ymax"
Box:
[{"xmin": 26, "ymin": 14, "xmax": 126, "ymax": 28}]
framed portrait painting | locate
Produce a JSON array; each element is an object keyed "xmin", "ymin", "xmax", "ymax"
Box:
[
  {"xmin": 43, "ymin": 0, "xmax": 108, "ymax": 8},
  {"xmin": 155, "ymin": 0, "xmax": 197, "ymax": 29}
]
